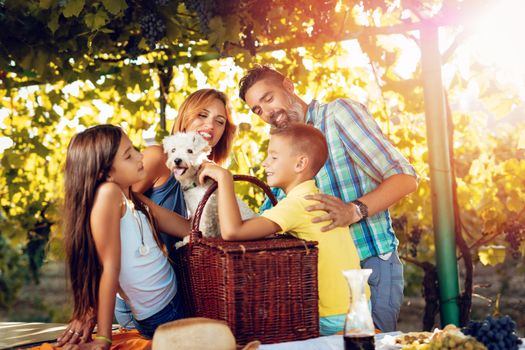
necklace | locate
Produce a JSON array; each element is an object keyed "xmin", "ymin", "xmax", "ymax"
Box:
[{"xmin": 127, "ymin": 198, "xmax": 150, "ymax": 256}]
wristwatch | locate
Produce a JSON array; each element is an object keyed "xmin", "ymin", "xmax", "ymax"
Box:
[{"xmin": 351, "ymin": 199, "xmax": 368, "ymax": 221}]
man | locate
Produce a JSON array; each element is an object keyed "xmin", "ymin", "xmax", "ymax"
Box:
[{"xmin": 239, "ymin": 65, "xmax": 418, "ymax": 332}]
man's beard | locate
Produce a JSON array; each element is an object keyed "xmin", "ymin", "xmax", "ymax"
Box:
[{"xmin": 268, "ymin": 93, "xmax": 305, "ymax": 129}]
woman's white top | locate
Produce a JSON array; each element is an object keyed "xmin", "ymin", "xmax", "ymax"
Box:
[{"xmin": 118, "ymin": 196, "xmax": 177, "ymax": 321}]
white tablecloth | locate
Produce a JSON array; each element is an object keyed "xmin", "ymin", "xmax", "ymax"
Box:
[
  {"xmin": 259, "ymin": 332, "xmax": 525, "ymax": 350},
  {"xmin": 260, "ymin": 333, "xmax": 398, "ymax": 350}
]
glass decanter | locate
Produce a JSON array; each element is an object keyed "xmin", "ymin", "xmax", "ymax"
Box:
[{"xmin": 342, "ymin": 269, "xmax": 375, "ymax": 350}]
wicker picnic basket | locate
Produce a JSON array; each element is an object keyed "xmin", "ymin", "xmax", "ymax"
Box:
[{"xmin": 174, "ymin": 175, "xmax": 319, "ymax": 345}]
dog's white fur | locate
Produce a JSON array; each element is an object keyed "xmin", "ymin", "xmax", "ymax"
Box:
[{"xmin": 163, "ymin": 132, "xmax": 255, "ymax": 244}]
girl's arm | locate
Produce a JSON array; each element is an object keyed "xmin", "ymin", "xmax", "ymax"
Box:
[
  {"xmin": 132, "ymin": 145, "xmax": 171, "ymax": 193},
  {"xmin": 137, "ymin": 193, "xmax": 191, "ymax": 238},
  {"xmin": 89, "ymin": 182, "xmax": 123, "ymax": 348},
  {"xmin": 198, "ymin": 165, "xmax": 281, "ymax": 240}
]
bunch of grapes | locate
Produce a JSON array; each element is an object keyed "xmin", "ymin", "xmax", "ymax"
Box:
[
  {"xmin": 182, "ymin": 0, "xmax": 215, "ymax": 34},
  {"xmin": 139, "ymin": 11, "xmax": 166, "ymax": 49},
  {"xmin": 504, "ymin": 220, "xmax": 525, "ymax": 259},
  {"xmin": 462, "ymin": 315, "xmax": 523, "ymax": 350},
  {"xmin": 153, "ymin": 0, "xmax": 168, "ymax": 6},
  {"xmin": 408, "ymin": 226, "xmax": 423, "ymax": 257}
]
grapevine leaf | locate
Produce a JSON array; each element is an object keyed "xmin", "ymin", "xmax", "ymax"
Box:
[
  {"xmin": 39, "ymin": 0, "xmax": 55, "ymax": 10},
  {"xmin": 478, "ymin": 245, "xmax": 506, "ymax": 266},
  {"xmin": 48, "ymin": 12, "xmax": 60, "ymax": 34},
  {"xmin": 62, "ymin": 0, "xmax": 85, "ymax": 18},
  {"xmin": 208, "ymin": 17, "xmax": 226, "ymax": 48},
  {"xmin": 101, "ymin": 0, "xmax": 127, "ymax": 15},
  {"xmin": 84, "ymin": 10, "xmax": 109, "ymax": 30}
]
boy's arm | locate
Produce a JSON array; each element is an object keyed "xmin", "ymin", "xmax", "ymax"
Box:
[{"xmin": 199, "ymin": 165, "xmax": 281, "ymax": 240}]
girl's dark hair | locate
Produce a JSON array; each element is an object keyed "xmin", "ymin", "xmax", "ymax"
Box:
[{"xmin": 63, "ymin": 124, "xmax": 164, "ymax": 321}]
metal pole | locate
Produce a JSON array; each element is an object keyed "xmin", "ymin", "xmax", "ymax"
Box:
[{"xmin": 420, "ymin": 25, "xmax": 461, "ymax": 327}]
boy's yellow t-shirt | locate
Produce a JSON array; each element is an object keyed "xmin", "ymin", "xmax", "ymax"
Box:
[{"xmin": 260, "ymin": 180, "xmax": 361, "ymax": 317}]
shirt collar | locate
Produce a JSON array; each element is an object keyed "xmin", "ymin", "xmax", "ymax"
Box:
[
  {"xmin": 286, "ymin": 180, "xmax": 319, "ymax": 198},
  {"xmin": 305, "ymin": 100, "xmax": 319, "ymax": 125}
]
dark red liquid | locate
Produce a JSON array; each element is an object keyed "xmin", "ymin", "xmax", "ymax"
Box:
[{"xmin": 343, "ymin": 335, "xmax": 375, "ymax": 350}]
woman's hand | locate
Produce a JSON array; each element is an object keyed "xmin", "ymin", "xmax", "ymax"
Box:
[{"xmin": 56, "ymin": 310, "xmax": 96, "ymax": 346}]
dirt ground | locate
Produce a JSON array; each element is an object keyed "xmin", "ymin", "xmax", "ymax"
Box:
[{"xmin": 1, "ymin": 260, "xmax": 524, "ymax": 336}]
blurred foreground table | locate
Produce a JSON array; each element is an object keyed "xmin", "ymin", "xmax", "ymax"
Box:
[{"xmin": 1, "ymin": 322, "xmax": 524, "ymax": 350}]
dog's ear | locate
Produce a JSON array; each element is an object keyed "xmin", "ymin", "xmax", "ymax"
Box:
[{"xmin": 162, "ymin": 136, "xmax": 172, "ymax": 154}]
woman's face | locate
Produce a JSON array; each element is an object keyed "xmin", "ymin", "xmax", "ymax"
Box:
[{"xmin": 186, "ymin": 98, "xmax": 227, "ymax": 148}]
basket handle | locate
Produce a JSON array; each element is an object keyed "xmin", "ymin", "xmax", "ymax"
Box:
[{"xmin": 190, "ymin": 174, "xmax": 278, "ymax": 240}]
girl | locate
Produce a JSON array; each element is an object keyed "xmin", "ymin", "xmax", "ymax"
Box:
[{"xmin": 57, "ymin": 125, "xmax": 190, "ymax": 349}]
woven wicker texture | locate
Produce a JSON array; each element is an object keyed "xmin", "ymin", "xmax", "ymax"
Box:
[{"xmin": 175, "ymin": 175, "xmax": 320, "ymax": 344}]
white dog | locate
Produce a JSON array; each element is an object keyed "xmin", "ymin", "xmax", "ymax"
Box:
[{"xmin": 163, "ymin": 132, "xmax": 255, "ymax": 243}]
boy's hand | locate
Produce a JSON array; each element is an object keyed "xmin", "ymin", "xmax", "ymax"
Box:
[{"xmin": 198, "ymin": 163, "xmax": 231, "ymax": 185}]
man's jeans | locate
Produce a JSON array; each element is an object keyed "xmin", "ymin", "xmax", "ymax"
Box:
[{"xmin": 361, "ymin": 250, "xmax": 404, "ymax": 332}]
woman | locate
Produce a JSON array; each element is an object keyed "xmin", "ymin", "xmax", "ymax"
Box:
[
  {"xmin": 113, "ymin": 88, "xmax": 237, "ymax": 331},
  {"xmin": 133, "ymin": 88, "xmax": 236, "ymax": 246}
]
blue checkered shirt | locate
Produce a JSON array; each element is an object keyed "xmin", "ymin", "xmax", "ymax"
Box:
[{"xmin": 261, "ymin": 99, "xmax": 417, "ymax": 260}]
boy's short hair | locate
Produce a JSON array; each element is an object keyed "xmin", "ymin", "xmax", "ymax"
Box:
[
  {"xmin": 239, "ymin": 64, "xmax": 286, "ymax": 102},
  {"xmin": 270, "ymin": 123, "xmax": 328, "ymax": 176}
]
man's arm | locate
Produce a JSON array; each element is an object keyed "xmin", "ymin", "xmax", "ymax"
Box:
[
  {"xmin": 305, "ymin": 173, "xmax": 417, "ymax": 231},
  {"xmin": 199, "ymin": 165, "xmax": 281, "ymax": 240},
  {"xmin": 306, "ymin": 99, "xmax": 418, "ymax": 231}
]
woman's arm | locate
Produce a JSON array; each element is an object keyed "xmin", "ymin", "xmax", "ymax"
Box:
[
  {"xmin": 132, "ymin": 145, "xmax": 171, "ymax": 194},
  {"xmin": 198, "ymin": 165, "xmax": 280, "ymax": 240},
  {"xmin": 137, "ymin": 193, "xmax": 191, "ymax": 238}
]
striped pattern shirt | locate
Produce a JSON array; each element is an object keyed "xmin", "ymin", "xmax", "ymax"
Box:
[{"xmin": 261, "ymin": 99, "xmax": 417, "ymax": 260}]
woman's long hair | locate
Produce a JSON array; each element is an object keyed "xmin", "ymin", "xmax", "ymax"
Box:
[
  {"xmin": 171, "ymin": 89, "xmax": 236, "ymax": 165},
  {"xmin": 63, "ymin": 124, "xmax": 164, "ymax": 320}
]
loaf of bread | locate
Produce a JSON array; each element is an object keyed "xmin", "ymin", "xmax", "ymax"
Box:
[{"xmin": 152, "ymin": 317, "xmax": 253, "ymax": 350}]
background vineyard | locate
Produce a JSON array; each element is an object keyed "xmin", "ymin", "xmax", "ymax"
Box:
[{"xmin": 1, "ymin": 0, "xmax": 524, "ymax": 332}]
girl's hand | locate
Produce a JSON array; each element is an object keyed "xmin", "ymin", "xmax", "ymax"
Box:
[
  {"xmin": 198, "ymin": 163, "xmax": 231, "ymax": 185},
  {"xmin": 56, "ymin": 310, "xmax": 96, "ymax": 346}
]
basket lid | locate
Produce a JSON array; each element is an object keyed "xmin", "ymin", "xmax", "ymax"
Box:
[{"xmin": 194, "ymin": 235, "xmax": 318, "ymax": 253}]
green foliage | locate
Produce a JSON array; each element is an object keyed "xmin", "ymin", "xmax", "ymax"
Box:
[
  {"xmin": 0, "ymin": 234, "xmax": 29, "ymax": 307},
  {"xmin": 1, "ymin": 0, "xmax": 524, "ymax": 318}
]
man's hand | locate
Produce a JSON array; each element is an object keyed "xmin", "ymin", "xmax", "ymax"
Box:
[
  {"xmin": 56, "ymin": 310, "xmax": 96, "ymax": 346},
  {"xmin": 305, "ymin": 193, "xmax": 361, "ymax": 231}
]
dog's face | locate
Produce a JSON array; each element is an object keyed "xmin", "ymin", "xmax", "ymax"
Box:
[{"xmin": 163, "ymin": 132, "xmax": 212, "ymax": 184}]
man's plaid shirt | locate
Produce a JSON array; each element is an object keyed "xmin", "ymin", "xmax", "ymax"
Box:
[{"xmin": 261, "ymin": 99, "xmax": 417, "ymax": 260}]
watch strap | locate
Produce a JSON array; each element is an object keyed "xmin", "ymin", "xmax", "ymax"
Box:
[{"xmin": 351, "ymin": 199, "xmax": 368, "ymax": 220}]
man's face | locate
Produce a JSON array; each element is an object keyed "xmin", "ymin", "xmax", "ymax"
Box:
[{"xmin": 244, "ymin": 79, "xmax": 305, "ymax": 129}]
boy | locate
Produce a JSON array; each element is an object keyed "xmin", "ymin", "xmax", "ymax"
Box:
[{"xmin": 199, "ymin": 123, "xmax": 362, "ymax": 335}]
